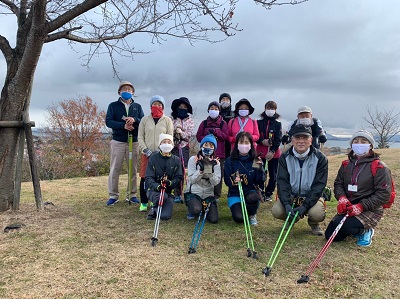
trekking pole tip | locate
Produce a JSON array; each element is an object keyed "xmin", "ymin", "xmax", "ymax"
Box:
[
  {"xmin": 262, "ymin": 267, "xmax": 271, "ymax": 277},
  {"xmin": 151, "ymin": 237, "xmax": 158, "ymax": 247},
  {"xmin": 297, "ymin": 275, "xmax": 310, "ymax": 284},
  {"xmin": 247, "ymin": 248, "xmax": 252, "ymax": 257},
  {"xmin": 252, "ymin": 251, "xmax": 259, "ymax": 260}
]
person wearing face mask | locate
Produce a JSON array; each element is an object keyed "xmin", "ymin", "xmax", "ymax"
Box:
[
  {"xmin": 219, "ymin": 93, "xmax": 235, "ymax": 159},
  {"xmin": 282, "ymin": 106, "xmax": 327, "ymax": 149},
  {"xmin": 105, "ymin": 81, "xmax": 144, "ymax": 206},
  {"xmin": 224, "ymin": 132, "xmax": 266, "ymax": 226},
  {"xmin": 170, "ymin": 97, "xmax": 195, "ymax": 203},
  {"xmin": 196, "ymin": 101, "xmax": 229, "ymax": 203},
  {"xmin": 138, "ymin": 96, "xmax": 173, "ymax": 212},
  {"xmin": 145, "ymin": 134, "xmax": 183, "ymax": 220},
  {"xmin": 256, "ymin": 101, "xmax": 282, "ymax": 202},
  {"xmin": 272, "ymin": 124, "xmax": 328, "ymax": 236},
  {"xmin": 228, "ymin": 98, "xmax": 260, "ymax": 150},
  {"xmin": 184, "ymin": 134, "xmax": 221, "ymax": 223},
  {"xmin": 325, "ymin": 130, "xmax": 393, "ymax": 247}
]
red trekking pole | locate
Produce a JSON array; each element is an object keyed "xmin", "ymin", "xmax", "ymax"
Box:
[{"xmin": 151, "ymin": 178, "xmax": 167, "ymax": 247}]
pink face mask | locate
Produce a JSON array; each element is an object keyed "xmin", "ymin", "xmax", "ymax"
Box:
[{"xmin": 238, "ymin": 144, "xmax": 251, "ymax": 154}]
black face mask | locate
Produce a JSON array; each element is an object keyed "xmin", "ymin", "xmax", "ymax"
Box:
[{"xmin": 177, "ymin": 108, "xmax": 188, "ymax": 119}]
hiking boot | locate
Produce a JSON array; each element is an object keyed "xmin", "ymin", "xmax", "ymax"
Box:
[
  {"xmin": 249, "ymin": 215, "xmax": 258, "ymax": 226},
  {"xmin": 106, "ymin": 198, "xmax": 119, "ymax": 206},
  {"xmin": 146, "ymin": 208, "xmax": 156, "ymax": 220},
  {"xmin": 139, "ymin": 203, "xmax": 148, "ymax": 212},
  {"xmin": 174, "ymin": 196, "xmax": 183, "ymax": 203},
  {"xmin": 310, "ymin": 224, "xmax": 324, "ymax": 236},
  {"xmin": 187, "ymin": 213, "xmax": 195, "ymax": 220},
  {"xmin": 127, "ymin": 197, "xmax": 140, "ymax": 204},
  {"xmin": 356, "ymin": 228, "xmax": 374, "ymax": 247}
]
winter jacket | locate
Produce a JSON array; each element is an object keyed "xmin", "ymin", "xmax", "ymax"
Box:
[
  {"xmin": 138, "ymin": 115, "xmax": 173, "ymax": 152},
  {"xmin": 196, "ymin": 115, "xmax": 229, "ymax": 159},
  {"xmin": 171, "ymin": 116, "xmax": 195, "ymax": 148},
  {"xmin": 185, "ymin": 155, "xmax": 221, "ymax": 199},
  {"xmin": 220, "ymin": 107, "xmax": 234, "ymax": 124},
  {"xmin": 228, "ymin": 116, "xmax": 260, "ymax": 146},
  {"xmin": 105, "ymin": 99, "xmax": 144, "ymax": 142},
  {"xmin": 334, "ymin": 153, "xmax": 392, "ymax": 229},
  {"xmin": 277, "ymin": 146, "xmax": 328, "ymax": 211},
  {"xmin": 287, "ymin": 118, "xmax": 326, "ymax": 149},
  {"xmin": 145, "ymin": 152, "xmax": 183, "ymax": 194},
  {"xmin": 256, "ymin": 116, "xmax": 282, "ymax": 159},
  {"xmin": 224, "ymin": 154, "xmax": 266, "ymax": 197}
]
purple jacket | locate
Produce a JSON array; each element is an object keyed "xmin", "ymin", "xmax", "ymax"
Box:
[{"xmin": 196, "ymin": 115, "xmax": 229, "ymax": 159}]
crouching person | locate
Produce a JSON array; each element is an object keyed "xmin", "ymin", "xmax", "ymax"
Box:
[
  {"xmin": 224, "ymin": 132, "xmax": 266, "ymax": 226},
  {"xmin": 145, "ymin": 134, "xmax": 183, "ymax": 220},
  {"xmin": 272, "ymin": 124, "xmax": 328, "ymax": 235}
]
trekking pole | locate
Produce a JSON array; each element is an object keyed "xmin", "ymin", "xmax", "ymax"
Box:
[
  {"xmin": 262, "ymin": 208, "xmax": 299, "ymax": 276},
  {"xmin": 188, "ymin": 202, "xmax": 211, "ymax": 254},
  {"xmin": 297, "ymin": 214, "xmax": 349, "ymax": 284},
  {"xmin": 126, "ymin": 132, "xmax": 133, "ymax": 204},
  {"xmin": 178, "ymin": 142, "xmax": 186, "ymax": 203},
  {"xmin": 238, "ymin": 180, "xmax": 258, "ymax": 259},
  {"xmin": 151, "ymin": 181, "xmax": 167, "ymax": 247}
]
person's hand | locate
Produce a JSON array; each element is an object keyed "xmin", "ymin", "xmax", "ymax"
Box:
[
  {"xmin": 124, "ymin": 123, "xmax": 134, "ymax": 131},
  {"xmin": 319, "ymin": 135, "xmax": 327, "ymax": 144},
  {"xmin": 196, "ymin": 159, "xmax": 204, "ymax": 172},
  {"xmin": 143, "ymin": 148, "xmax": 152, "ymax": 157},
  {"xmin": 210, "ymin": 158, "xmax": 219, "ymax": 173},
  {"xmin": 285, "ymin": 204, "xmax": 294, "ymax": 217},
  {"xmin": 293, "ymin": 206, "xmax": 307, "ymax": 218},
  {"xmin": 124, "ymin": 116, "xmax": 135, "ymax": 125},
  {"xmin": 265, "ymin": 151, "xmax": 274, "ymax": 161},
  {"xmin": 208, "ymin": 128, "xmax": 215, "ymax": 135},
  {"xmin": 176, "ymin": 127, "xmax": 183, "ymax": 134},
  {"xmin": 162, "ymin": 178, "xmax": 172, "ymax": 187},
  {"xmin": 337, "ymin": 196, "xmax": 351, "ymax": 215},
  {"xmin": 347, "ymin": 203, "xmax": 364, "ymax": 217},
  {"xmin": 262, "ymin": 139, "xmax": 271, "ymax": 147},
  {"xmin": 156, "ymin": 184, "xmax": 166, "ymax": 191},
  {"xmin": 281, "ymin": 134, "xmax": 290, "ymax": 145}
]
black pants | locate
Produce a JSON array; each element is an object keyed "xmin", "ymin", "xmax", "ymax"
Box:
[
  {"xmin": 140, "ymin": 178, "xmax": 149, "ymax": 204},
  {"xmin": 325, "ymin": 214, "xmax": 364, "ymax": 241},
  {"xmin": 213, "ymin": 158, "xmax": 224, "ymax": 199},
  {"xmin": 187, "ymin": 198, "xmax": 218, "ymax": 224},
  {"xmin": 172, "ymin": 145, "xmax": 189, "ymax": 196},
  {"xmin": 230, "ymin": 201, "xmax": 259, "ymax": 223},
  {"xmin": 261, "ymin": 157, "xmax": 279, "ymax": 197},
  {"xmin": 147, "ymin": 190, "xmax": 174, "ymax": 220}
]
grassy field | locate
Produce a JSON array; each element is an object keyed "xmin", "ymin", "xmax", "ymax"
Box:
[{"xmin": 1, "ymin": 149, "xmax": 399, "ymax": 299}]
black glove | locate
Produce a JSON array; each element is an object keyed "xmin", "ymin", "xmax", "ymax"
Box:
[
  {"xmin": 208, "ymin": 129, "xmax": 215, "ymax": 135},
  {"xmin": 211, "ymin": 159, "xmax": 218, "ymax": 173},
  {"xmin": 293, "ymin": 205, "xmax": 307, "ymax": 217},
  {"xmin": 196, "ymin": 160, "xmax": 204, "ymax": 172},
  {"xmin": 162, "ymin": 178, "xmax": 172, "ymax": 187},
  {"xmin": 285, "ymin": 204, "xmax": 294, "ymax": 217},
  {"xmin": 282, "ymin": 135, "xmax": 290, "ymax": 145},
  {"xmin": 156, "ymin": 184, "xmax": 166, "ymax": 191},
  {"xmin": 319, "ymin": 134, "xmax": 327, "ymax": 144}
]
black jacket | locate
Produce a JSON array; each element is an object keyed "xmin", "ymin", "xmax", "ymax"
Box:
[{"xmin": 256, "ymin": 116, "xmax": 282, "ymax": 153}]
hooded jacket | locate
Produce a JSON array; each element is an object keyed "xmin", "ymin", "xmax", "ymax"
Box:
[{"xmin": 196, "ymin": 115, "xmax": 229, "ymax": 159}]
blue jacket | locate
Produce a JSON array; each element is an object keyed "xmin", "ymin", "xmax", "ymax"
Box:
[{"xmin": 105, "ymin": 98, "xmax": 144, "ymax": 142}]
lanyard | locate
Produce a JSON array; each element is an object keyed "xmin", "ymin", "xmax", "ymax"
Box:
[
  {"xmin": 238, "ymin": 117, "xmax": 249, "ymax": 132},
  {"xmin": 351, "ymin": 163, "xmax": 367, "ymax": 185}
]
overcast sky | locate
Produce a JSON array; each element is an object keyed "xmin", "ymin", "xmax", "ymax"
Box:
[{"xmin": 1, "ymin": 0, "xmax": 400, "ymax": 135}]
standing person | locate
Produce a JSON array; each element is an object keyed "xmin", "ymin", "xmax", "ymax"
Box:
[
  {"xmin": 219, "ymin": 93, "xmax": 234, "ymax": 158},
  {"xmin": 272, "ymin": 124, "xmax": 327, "ymax": 235},
  {"xmin": 184, "ymin": 134, "xmax": 221, "ymax": 223},
  {"xmin": 227, "ymin": 98, "xmax": 260, "ymax": 149},
  {"xmin": 196, "ymin": 101, "xmax": 229, "ymax": 203},
  {"xmin": 170, "ymin": 97, "xmax": 195, "ymax": 203},
  {"xmin": 256, "ymin": 101, "xmax": 282, "ymax": 201},
  {"xmin": 138, "ymin": 95, "xmax": 173, "ymax": 212},
  {"xmin": 325, "ymin": 130, "xmax": 393, "ymax": 246},
  {"xmin": 224, "ymin": 132, "xmax": 265, "ymax": 226},
  {"xmin": 281, "ymin": 106, "xmax": 327, "ymax": 149},
  {"xmin": 105, "ymin": 81, "xmax": 144, "ymax": 206},
  {"xmin": 145, "ymin": 134, "xmax": 183, "ymax": 220}
]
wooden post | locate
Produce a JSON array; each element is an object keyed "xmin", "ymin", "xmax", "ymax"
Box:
[{"xmin": 13, "ymin": 128, "xmax": 25, "ymax": 210}]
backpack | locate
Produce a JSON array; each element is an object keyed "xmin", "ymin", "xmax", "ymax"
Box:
[{"xmin": 341, "ymin": 159, "xmax": 396, "ymax": 208}]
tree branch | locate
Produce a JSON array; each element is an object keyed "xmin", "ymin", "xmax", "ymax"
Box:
[
  {"xmin": 0, "ymin": 0, "xmax": 19, "ymax": 15},
  {"xmin": 0, "ymin": 35, "xmax": 13, "ymax": 61}
]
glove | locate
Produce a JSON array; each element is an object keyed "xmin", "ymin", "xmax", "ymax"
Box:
[
  {"xmin": 347, "ymin": 203, "xmax": 364, "ymax": 217},
  {"xmin": 162, "ymin": 178, "xmax": 172, "ymax": 187},
  {"xmin": 230, "ymin": 172, "xmax": 240, "ymax": 185},
  {"xmin": 265, "ymin": 151, "xmax": 274, "ymax": 161},
  {"xmin": 156, "ymin": 184, "xmax": 166, "ymax": 191},
  {"xmin": 285, "ymin": 204, "xmax": 294, "ymax": 217},
  {"xmin": 293, "ymin": 205, "xmax": 307, "ymax": 218},
  {"xmin": 143, "ymin": 148, "xmax": 152, "ymax": 157},
  {"xmin": 211, "ymin": 159, "xmax": 218, "ymax": 173},
  {"xmin": 196, "ymin": 160, "xmax": 204, "ymax": 172},
  {"xmin": 337, "ymin": 196, "xmax": 351, "ymax": 215},
  {"xmin": 281, "ymin": 135, "xmax": 290, "ymax": 145},
  {"xmin": 208, "ymin": 129, "xmax": 215, "ymax": 135},
  {"xmin": 319, "ymin": 134, "xmax": 327, "ymax": 144}
]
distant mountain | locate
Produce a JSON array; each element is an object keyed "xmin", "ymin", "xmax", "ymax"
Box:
[{"xmin": 326, "ymin": 132, "xmax": 400, "ymax": 142}]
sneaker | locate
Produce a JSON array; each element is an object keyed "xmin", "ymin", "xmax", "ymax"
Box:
[
  {"xmin": 127, "ymin": 197, "xmax": 140, "ymax": 204},
  {"xmin": 264, "ymin": 196, "xmax": 272, "ymax": 202},
  {"xmin": 310, "ymin": 224, "xmax": 324, "ymax": 236},
  {"xmin": 106, "ymin": 198, "xmax": 119, "ymax": 206},
  {"xmin": 174, "ymin": 196, "xmax": 182, "ymax": 203},
  {"xmin": 215, "ymin": 198, "xmax": 220, "ymax": 203},
  {"xmin": 146, "ymin": 208, "xmax": 156, "ymax": 220},
  {"xmin": 187, "ymin": 213, "xmax": 195, "ymax": 220},
  {"xmin": 139, "ymin": 203, "xmax": 148, "ymax": 212},
  {"xmin": 249, "ymin": 215, "xmax": 258, "ymax": 226},
  {"xmin": 356, "ymin": 228, "xmax": 374, "ymax": 247}
]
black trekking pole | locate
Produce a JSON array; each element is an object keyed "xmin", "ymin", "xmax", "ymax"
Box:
[
  {"xmin": 297, "ymin": 214, "xmax": 349, "ymax": 284},
  {"xmin": 188, "ymin": 202, "xmax": 211, "ymax": 254},
  {"xmin": 262, "ymin": 208, "xmax": 298, "ymax": 276},
  {"xmin": 151, "ymin": 181, "xmax": 167, "ymax": 247}
]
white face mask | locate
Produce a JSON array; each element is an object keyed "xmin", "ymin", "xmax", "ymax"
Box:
[
  {"xmin": 265, "ymin": 109, "xmax": 275, "ymax": 117},
  {"xmin": 208, "ymin": 110, "xmax": 219, "ymax": 119},
  {"xmin": 238, "ymin": 144, "xmax": 251, "ymax": 154},
  {"xmin": 352, "ymin": 144, "xmax": 370, "ymax": 156},
  {"xmin": 238, "ymin": 109, "xmax": 249, "ymax": 117},
  {"xmin": 159, "ymin": 143, "xmax": 173, "ymax": 153},
  {"xmin": 298, "ymin": 118, "xmax": 312, "ymax": 126},
  {"xmin": 220, "ymin": 102, "xmax": 230, "ymax": 109}
]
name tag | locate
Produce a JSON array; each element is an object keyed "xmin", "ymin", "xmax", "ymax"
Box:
[{"xmin": 348, "ymin": 184, "xmax": 358, "ymax": 192}]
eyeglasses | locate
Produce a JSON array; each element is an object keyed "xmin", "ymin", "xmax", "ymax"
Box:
[{"xmin": 293, "ymin": 135, "xmax": 310, "ymax": 140}]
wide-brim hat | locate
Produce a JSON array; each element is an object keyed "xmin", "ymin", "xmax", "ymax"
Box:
[
  {"xmin": 234, "ymin": 98, "xmax": 255, "ymax": 115},
  {"xmin": 171, "ymin": 97, "xmax": 193, "ymax": 114}
]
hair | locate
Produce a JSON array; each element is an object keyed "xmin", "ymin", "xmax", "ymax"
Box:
[
  {"xmin": 230, "ymin": 131, "xmax": 257, "ymax": 159},
  {"xmin": 260, "ymin": 100, "xmax": 280, "ymax": 118}
]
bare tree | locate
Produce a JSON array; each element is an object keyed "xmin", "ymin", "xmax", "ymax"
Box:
[
  {"xmin": 0, "ymin": 0, "xmax": 307, "ymax": 211},
  {"xmin": 363, "ymin": 105, "xmax": 400, "ymax": 149}
]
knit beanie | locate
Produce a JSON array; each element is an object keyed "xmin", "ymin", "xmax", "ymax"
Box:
[
  {"xmin": 219, "ymin": 93, "xmax": 231, "ymax": 102},
  {"xmin": 159, "ymin": 133, "xmax": 174, "ymax": 146},
  {"xmin": 207, "ymin": 101, "xmax": 221, "ymax": 111},
  {"xmin": 200, "ymin": 134, "xmax": 217, "ymax": 149},
  {"xmin": 150, "ymin": 95, "xmax": 165, "ymax": 108},
  {"xmin": 349, "ymin": 130, "xmax": 375, "ymax": 147}
]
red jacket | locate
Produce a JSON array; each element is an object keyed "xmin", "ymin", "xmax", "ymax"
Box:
[{"xmin": 228, "ymin": 116, "xmax": 260, "ymax": 148}]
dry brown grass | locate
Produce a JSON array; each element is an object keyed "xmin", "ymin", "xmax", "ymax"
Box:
[{"xmin": 1, "ymin": 149, "xmax": 399, "ymax": 298}]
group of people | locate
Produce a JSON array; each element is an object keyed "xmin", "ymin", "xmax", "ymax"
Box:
[{"xmin": 105, "ymin": 81, "xmax": 394, "ymax": 247}]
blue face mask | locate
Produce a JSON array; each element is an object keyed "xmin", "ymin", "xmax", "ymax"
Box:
[
  {"xmin": 177, "ymin": 108, "xmax": 188, "ymax": 119},
  {"xmin": 201, "ymin": 147, "xmax": 214, "ymax": 156},
  {"xmin": 121, "ymin": 92, "xmax": 132, "ymax": 100}
]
